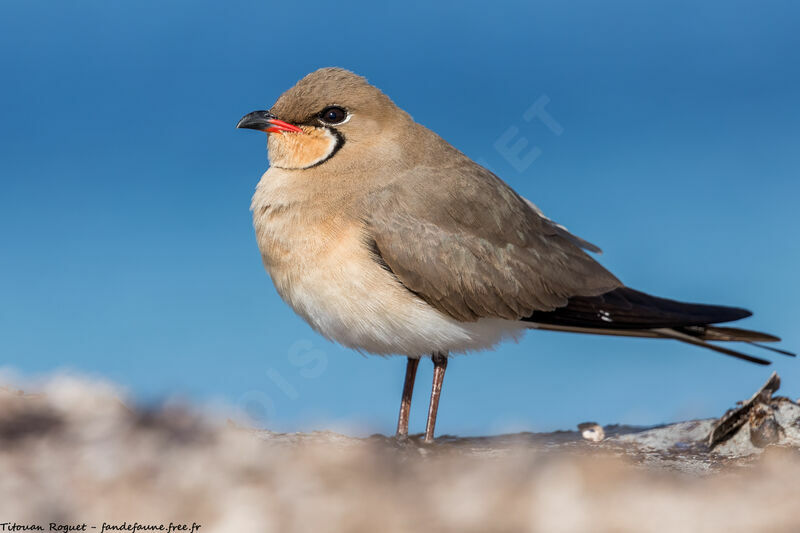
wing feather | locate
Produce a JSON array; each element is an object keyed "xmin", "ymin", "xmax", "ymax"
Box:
[{"xmin": 364, "ymin": 159, "xmax": 621, "ymax": 322}]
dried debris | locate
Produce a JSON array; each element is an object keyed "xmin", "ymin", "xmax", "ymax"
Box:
[
  {"xmin": 578, "ymin": 422, "xmax": 605, "ymax": 442},
  {"xmin": 707, "ymin": 372, "xmax": 781, "ymax": 449},
  {"xmin": 748, "ymin": 403, "xmax": 784, "ymax": 447}
]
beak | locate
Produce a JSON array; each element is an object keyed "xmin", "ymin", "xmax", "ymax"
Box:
[{"xmin": 236, "ymin": 110, "xmax": 303, "ymax": 134}]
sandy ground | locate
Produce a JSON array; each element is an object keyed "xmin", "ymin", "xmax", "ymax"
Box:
[{"xmin": 1, "ymin": 375, "xmax": 800, "ymax": 533}]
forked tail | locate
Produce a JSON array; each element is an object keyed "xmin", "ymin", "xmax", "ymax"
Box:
[{"xmin": 524, "ymin": 287, "xmax": 794, "ymax": 365}]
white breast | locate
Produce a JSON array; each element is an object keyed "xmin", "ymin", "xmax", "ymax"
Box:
[{"xmin": 251, "ymin": 169, "xmax": 527, "ymax": 357}]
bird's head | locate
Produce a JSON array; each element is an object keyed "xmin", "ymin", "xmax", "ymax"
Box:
[{"xmin": 237, "ymin": 67, "xmax": 409, "ymax": 171}]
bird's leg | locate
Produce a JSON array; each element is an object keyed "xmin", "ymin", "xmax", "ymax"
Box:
[
  {"xmin": 396, "ymin": 356, "xmax": 420, "ymax": 438},
  {"xmin": 424, "ymin": 351, "xmax": 449, "ymax": 443}
]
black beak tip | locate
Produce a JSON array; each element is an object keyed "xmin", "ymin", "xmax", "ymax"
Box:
[{"xmin": 236, "ymin": 110, "xmax": 276, "ymax": 131}]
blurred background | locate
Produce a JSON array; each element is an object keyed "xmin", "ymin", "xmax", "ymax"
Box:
[{"xmin": 1, "ymin": 0, "xmax": 797, "ymax": 437}]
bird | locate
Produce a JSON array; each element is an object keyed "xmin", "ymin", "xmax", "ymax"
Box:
[{"xmin": 236, "ymin": 67, "xmax": 791, "ymax": 442}]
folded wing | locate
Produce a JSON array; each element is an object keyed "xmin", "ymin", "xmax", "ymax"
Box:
[{"xmin": 365, "ymin": 158, "xmax": 621, "ymax": 322}]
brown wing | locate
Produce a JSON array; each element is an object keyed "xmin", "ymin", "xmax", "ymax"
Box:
[{"xmin": 364, "ymin": 158, "xmax": 622, "ymax": 322}]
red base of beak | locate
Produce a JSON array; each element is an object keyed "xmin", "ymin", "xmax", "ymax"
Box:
[{"xmin": 265, "ymin": 119, "xmax": 303, "ymax": 134}]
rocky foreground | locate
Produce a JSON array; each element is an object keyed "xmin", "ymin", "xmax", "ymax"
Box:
[{"xmin": 1, "ymin": 374, "xmax": 799, "ymax": 533}]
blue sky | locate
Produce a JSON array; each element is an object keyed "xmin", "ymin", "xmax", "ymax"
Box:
[{"xmin": 1, "ymin": 0, "xmax": 798, "ymax": 436}]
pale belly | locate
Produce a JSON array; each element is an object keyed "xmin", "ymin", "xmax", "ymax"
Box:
[{"xmin": 252, "ymin": 175, "xmax": 526, "ymax": 357}]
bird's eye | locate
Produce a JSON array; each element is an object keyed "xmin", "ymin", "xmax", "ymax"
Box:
[{"xmin": 318, "ymin": 106, "xmax": 347, "ymax": 124}]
